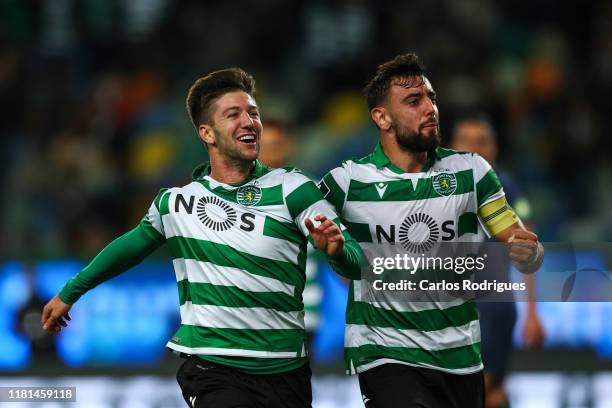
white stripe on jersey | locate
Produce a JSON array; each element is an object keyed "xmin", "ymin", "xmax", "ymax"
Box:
[
  {"xmin": 173, "ymin": 258, "xmax": 296, "ymax": 296},
  {"xmin": 180, "ymin": 302, "xmax": 304, "ymax": 331},
  {"xmin": 167, "ymin": 342, "xmax": 301, "ymax": 359},
  {"xmin": 161, "ymin": 206, "xmax": 302, "ymax": 264},
  {"xmin": 345, "ymin": 320, "xmax": 480, "ymax": 351}
]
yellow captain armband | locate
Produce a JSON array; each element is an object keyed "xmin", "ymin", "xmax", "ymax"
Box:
[{"xmin": 478, "ymin": 196, "xmax": 518, "ymax": 236}]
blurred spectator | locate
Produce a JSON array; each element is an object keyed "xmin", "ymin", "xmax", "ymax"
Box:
[
  {"xmin": 450, "ymin": 115, "xmax": 545, "ymax": 408},
  {"xmin": 0, "ymin": 0, "xmax": 609, "ymax": 258},
  {"xmin": 259, "ymin": 119, "xmax": 295, "ymax": 169}
]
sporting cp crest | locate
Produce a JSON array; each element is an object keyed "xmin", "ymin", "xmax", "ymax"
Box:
[
  {"xmin": 237, "ymin": 185, "xmax": 262, "ymax": 206},
  {"xmin": 432, "ymin": 173, "xmax": 457, "ymax": 196}
]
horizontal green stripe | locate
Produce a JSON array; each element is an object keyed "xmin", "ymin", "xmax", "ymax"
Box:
[
  {"xmin": 347, "ymin": 300, "xmax": 478, "ymax": 332},
  {"xmin": 263, "ymin": 216, "xmax": 304, "ymax": 246},
  {"xmin": 167, "ymin": 236, "xmax": 304, "ymax": 287},
  {"xmin": 198, "ymin": 179, "xmax": 284, "ymax": 206},
  {"xmin": 320, "ymin": 173, "xmax": 346, "ymax": 213},
  {"xmin": 201, "ymin": 355, "xmax": 307, "ymax": 375},
  {"xmin": 344, "ymin": 220, "xmax": 372, "ymax": 243},
  {"xmin": 458, "ymin": 212, "xmax": 478, "ymax": 237},
  {"xmin": 286, "ymin": 181, "xmax": 324, "ymax": 219},
  {"xmin": 171, "ymin": 324, "xmax": 305, "ymax": 353},
  {"xmin": 177, "ymin": 280, "xmax": 302, "ymax": 311},
  {"xmin": 476, "ymin": 169, "xmax": 502, "ymax": 206},
  {"xmin": 347, "ymin": 169, "xmax": 474, "ymax": 202},
  {"xmin": 345, "ymin": 342, "xmax": 481, "ymax": 371}
]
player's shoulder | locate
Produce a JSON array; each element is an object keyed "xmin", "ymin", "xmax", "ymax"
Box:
[
  {"xmin": 277, "ymin": 166, "xmax": 316, "ymax": 184},
  {"xmin": 153, "ymin": 184, "xmax": 194, "ymax": 205},
  {"xmin": 434, "ymin": 147, "xmax": 487, "ymax": 169},
  {"xmin": 345, "ymin": 150, "xmax": 377, "ymax": 167},
  {"xmin": 324, "ymin": 154, "xmax": 367, "ymax": 177}
]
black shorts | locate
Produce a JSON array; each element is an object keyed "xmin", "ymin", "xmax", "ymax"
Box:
[
  {"xmin": 176, "ymin": 355, "xmax": 312, "ymax": 408},
  {"xmin": 359, "ymin": 363, "xmax": 484, "ymax": 408}
]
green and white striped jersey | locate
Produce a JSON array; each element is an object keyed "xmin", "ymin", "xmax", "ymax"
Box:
[
  {"xmin": 320, "ymin": 143, "xmax": 504, "ymax": 375},
  {"xmin": 140, "ymin": 161, "xmax": 340, "ymax": 374}
]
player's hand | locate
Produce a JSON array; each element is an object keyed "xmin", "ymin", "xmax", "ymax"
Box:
[
  {"xmin": 507, "ymin": 229, "xmax": 540, "ymax": 273},
  {"xmin": 304, "ymin": 214, "xmax": 345, "ymax": 257},
  {"xmin": 41, "ymin": 295, "xmax": 72, "ymax": 333},
  {"xmin": 522, "ymin": 310, "xmax": 545, "ymax": 349}
]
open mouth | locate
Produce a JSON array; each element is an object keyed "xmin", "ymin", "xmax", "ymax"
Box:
[{"xmin": 237, "ymin": 134, "xmax": 257, "ymax": 145}]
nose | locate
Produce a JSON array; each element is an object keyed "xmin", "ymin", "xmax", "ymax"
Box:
[
  {"xmin": 239, "ymin": 111, "xmax": 257, "ymax": 129},
  {"xmin": 423, "ymin": 97, "xmax": 435, "ymax": 117}
]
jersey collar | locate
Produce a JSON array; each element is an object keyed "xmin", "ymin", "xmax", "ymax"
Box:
[
  {"xmin": 192, "ymin": 160, "xmax": 269, "ymax": 185},
  {"xmin": 370, "ymin": 142, "xmax": 439, "ymax": 174}
]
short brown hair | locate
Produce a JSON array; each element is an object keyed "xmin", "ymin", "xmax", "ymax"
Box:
[
  {"xmin": 186, "ymin": 68, "xmax": 256, "ymax": 127},
  {"xmin": 364, "ymin": 53, "xmax": 425, "ymax": 111}
]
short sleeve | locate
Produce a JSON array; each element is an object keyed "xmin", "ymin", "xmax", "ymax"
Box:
[
  {"xmin": 139, "ymin": 188, "xmax": 170, "ymax": 243},
  {"xmin": 284, "ymin": 170, "xmax": 341, "ymax": 238},
  {"xmin": 472, "ymin": 153, "xmax": 504, "ymax": 207},
  {"xmin": 318, "ymin": 163, "xmax": 350, "ymax": 213}
]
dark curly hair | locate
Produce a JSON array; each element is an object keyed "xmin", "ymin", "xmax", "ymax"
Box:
[
  {"xmin": 364, "ymin": 53, "xmax": 425, "ymax": 111},
  {"xmin": 186, "ymin": 68, "xmax": 256, "ymax": 127}
]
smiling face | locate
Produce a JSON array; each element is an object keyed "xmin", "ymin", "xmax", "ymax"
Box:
[
  {"xmin": 201, "ymin": 91, "xmax": 262, "ymax": 163},
  {"xmin": 382, "ymin": 75, "xmax": 441, "ymax": 152}
]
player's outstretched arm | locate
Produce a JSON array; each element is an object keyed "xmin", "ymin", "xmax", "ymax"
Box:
[{"xmin": 41, "ymin": 224, "xmax": 164, "ymax": 333}]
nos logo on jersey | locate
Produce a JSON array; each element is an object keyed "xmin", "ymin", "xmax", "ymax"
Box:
[
  {"xmin": 197, "ymin": 196, "xmax": 237, "ymax": 231},
  {"xmin": 237, "ymin": 185, "xmax": 262, "ymax": 206},
  {"xmin": 375, "ymin": 213, "xmax": 455, "ymax": 250},
  {"xmin": 432, "ymin": 173, "xmax": 457, "ymax": 196},
  {"xmin": 175, "ymin": 193, "xmax": 256, "ymax": 232},
  {"xmin": 398, "ymin": 213, "xmax": 440, "ymax": 253}
]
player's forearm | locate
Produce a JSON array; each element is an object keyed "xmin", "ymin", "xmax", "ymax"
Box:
[
  {"xmin": 59, "ymin": 224, "xmax": 164, "ymax": 304},
  {"xmin": 515, "ymin": 241, "xmax": 544, "ymax": 274},
  {"xmin": 326, "ymin": 231, "xmax": 363, "ymax": 279}
]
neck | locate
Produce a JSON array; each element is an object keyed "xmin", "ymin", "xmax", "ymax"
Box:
[
  {"xmin": 209, "ymin": 153, "xmax": 255, "ymax": 184},
  {"xmin": 380, "ymin": 133, "xmax": 429, "ymax": 173}
]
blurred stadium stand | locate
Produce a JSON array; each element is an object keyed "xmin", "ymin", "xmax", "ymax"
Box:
[{"xmin": 1, "ymin": 1, "xmax": 611, "ymax": 407}]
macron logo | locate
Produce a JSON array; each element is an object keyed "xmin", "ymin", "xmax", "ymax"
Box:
[{"xmin": 375, "ymin": 182, "xmax": 388, "ymax": 198}]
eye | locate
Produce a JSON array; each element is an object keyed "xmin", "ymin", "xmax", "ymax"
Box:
[{"xmin": 249, "ymin": 110, "xmax": 260, "ymax": 118}]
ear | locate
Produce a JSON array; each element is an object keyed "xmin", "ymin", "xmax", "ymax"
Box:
[
  {"xmin": 371, "ymin": 107, "xmax": 392, "ymax": 131},
  {"xmin": 198, "ymin": 124, "xmax": 215, "ymax": 146}
]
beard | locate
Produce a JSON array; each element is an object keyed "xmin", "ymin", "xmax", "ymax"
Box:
[
  {"xmin": 393, "ymin": 123, "xmax": 441, "ymax": 152},
  {"xmin": 213, "ymin": 126, "xmax": 260, "ymax": 162}
]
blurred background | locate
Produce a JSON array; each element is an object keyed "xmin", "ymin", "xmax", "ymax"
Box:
[{"xmin": 1, "ymin": 0, "xmax": 612, "ymax": 407}]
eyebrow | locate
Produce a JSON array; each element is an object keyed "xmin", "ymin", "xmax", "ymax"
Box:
[
  {"xmin": 220, "ymin": 105, "xmax": 259, "ymax": 116},
  {"xmin": 401, "ymin": 89, "xmax": 437, "ymax": 103}
]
